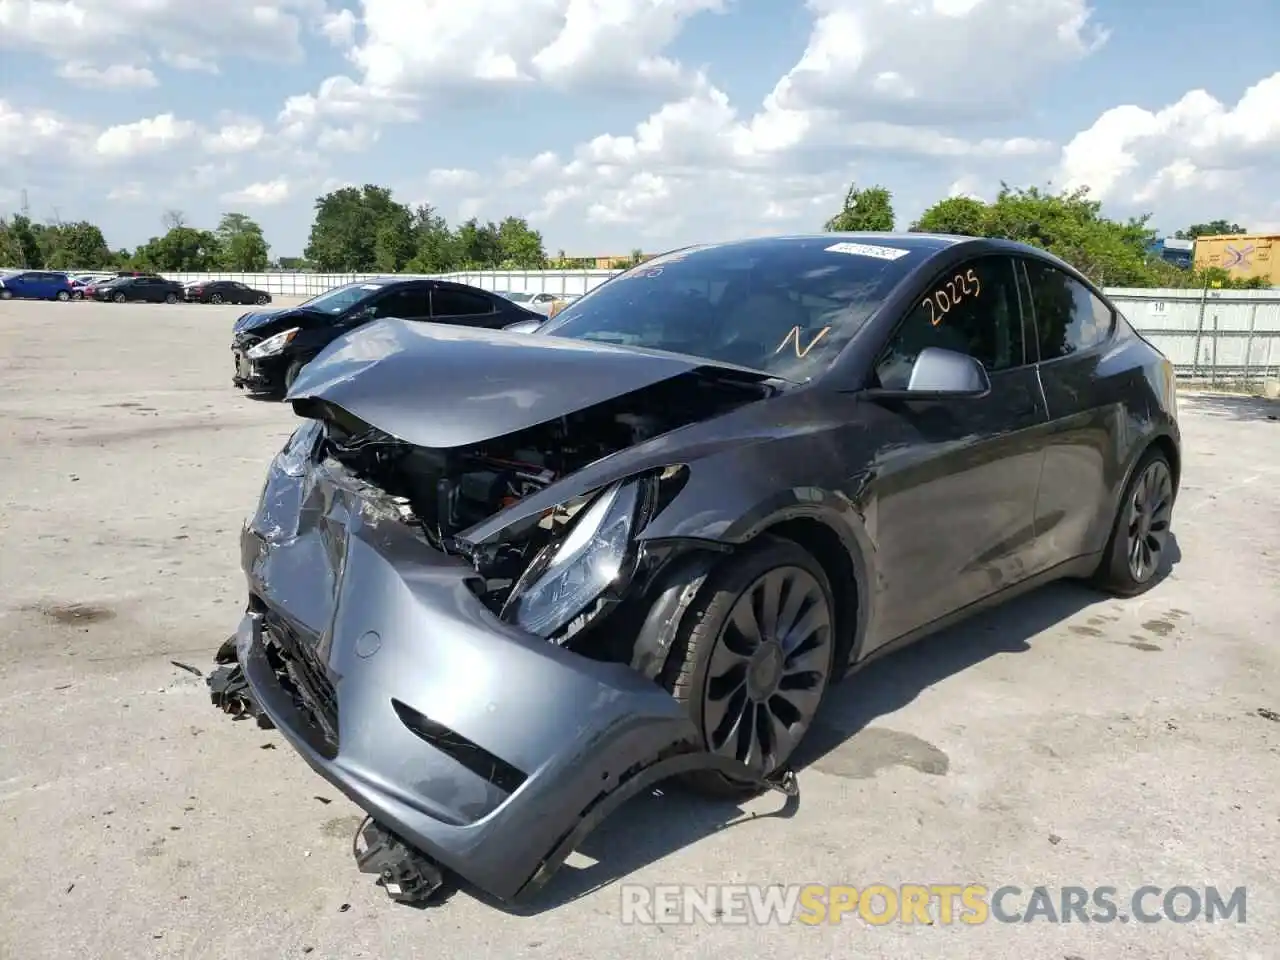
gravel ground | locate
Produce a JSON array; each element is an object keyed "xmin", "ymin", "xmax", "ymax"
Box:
[{"xmin": 1, "ymin": 299, "xmax": 1278, "ymax": 960}]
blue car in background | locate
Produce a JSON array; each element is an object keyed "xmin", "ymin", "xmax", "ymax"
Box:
[{"xmin": 0, "ymin": 270, "xmax": 74, "ymax": 301}]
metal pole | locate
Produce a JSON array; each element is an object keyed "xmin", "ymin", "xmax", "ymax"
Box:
[
  {"xmin": 1243, "ymin": 302, "xmax": 1258, "ymax": 387},
  {"xmin": 1210, "ymin": 313, "xmax": 1219, "ymax": 387},
  {"xmin": 1191, "ymin": 280, "xmax": 1209, "ymax": 378}
]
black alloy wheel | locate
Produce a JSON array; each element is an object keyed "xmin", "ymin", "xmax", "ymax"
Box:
[
  {"xmin": 1125, "ymin": 457, "xmax": 1174, "ymax": 583},
  {"xmin": 210, "ymin": 293, "xmax": 223, "ymax": 304},
  {"xmin": 704, "ymin": 566, "xmax": 833, "ymax": 772},
  {"xmin": 256, "ymin": 294, "xmax": 269, "ymax": 305}
]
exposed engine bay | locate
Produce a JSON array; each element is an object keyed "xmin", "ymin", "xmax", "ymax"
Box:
[{"xmin": 305, "ymin": 369, "xmax": 773, "ymax": 617}]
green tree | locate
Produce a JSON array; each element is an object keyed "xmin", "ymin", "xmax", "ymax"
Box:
[
  {"xmin": 910, "ymin": 184, "xmax": 1154, "ymax": 286},
  {"xmin": 215, "ymin": 213, "xmax": 271, "ymax": 271},
  {"xmin": 824, "ymin": 183, "xmax": 895, "ymax": 232},
  {"xmin": 455, "ymin": 218, "xmax": 503, "ymax": 268},
  {"xmin": 304, "ymin": 185, "xmax": 414, "ymax": 272},
  {"xmin": 496, "ymin": 216, "xmax": 547, "ymax": 268},
  {"xmin": 0, "ymin": 217, "xmax": 22, "ymax": 266},
  {"xmin": 1174, "ymin": 220, "xmax": 1246, "ymax": 240},
  {"xmin": 38, "ymin": 221, "xmax": 114, "ymax": 269},
  {"xmin": 404, "ymin": 204, "xmax": 459, "ymax": 273},
  {"xmin": 8, "ymin": 215, "xmax": 44, "ymax": 268},
  {"xmin": 909, "ymin": 196, "xmax": 989, "ymax": 237},
  {"xmin": 134, "ymin": 225, "xmax": 223, "ymax": 270}
]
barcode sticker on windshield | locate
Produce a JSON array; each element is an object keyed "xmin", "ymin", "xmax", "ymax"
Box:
[{"xmin": 825, "ymin": 242, "xmax": 910, "ymax": 261}]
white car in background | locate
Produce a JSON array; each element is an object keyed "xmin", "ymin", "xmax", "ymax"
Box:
[{"xmin": 497, "ymin": 290, "xmax": 578, "ymax": 316}]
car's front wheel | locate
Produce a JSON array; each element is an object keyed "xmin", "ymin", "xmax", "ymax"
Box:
[
  {"xmin": 210, "ymin": 293, "xmax": 223, "ymax": 304},
  {"xmin": 1092, "ymin": 447, "xmax": 1175, "ymax": 596},
  {"xmin": 664, "ymin": 535, "xmax": 835, "ymax": 798},
  {"xmin": 0, "ymin": 289, "xmax": 12, "ymax": 300},
  {"xmin": 164, "ymin": 292, "xmax": 178, "ymax": 304},
  {"xmin": 256, "ymin": 294, "xmax": 270, "ymax": 305},
  {"xmin": 113, "ymin": 292, "xmax": 126, "ymax": 303}
]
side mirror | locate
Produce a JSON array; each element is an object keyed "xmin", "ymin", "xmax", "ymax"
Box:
[
  {"xmin": 862, "ymin": 347, "xmax": 991, "ymax": 401},
  {"xmin": 503, "ymin": 319, "xmax": 544, "ymax": 334}
]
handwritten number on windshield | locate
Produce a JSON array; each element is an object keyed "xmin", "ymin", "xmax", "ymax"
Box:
[
  {"xmin": 922, "ymin": 268, "xmax": 980, "ymax": 326},
  {"xmin": 775, "ymin": 325, "xmax": 831, "ymax": 358}
]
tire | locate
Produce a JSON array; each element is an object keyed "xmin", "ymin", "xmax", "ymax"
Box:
[
  {"xmin": 72, "ymin": 291, "xmax": 83, "ymax": 300},
  {"xmin": 55, "ymin": 290, "xmax": 70, "ymax": 302},
  {"xmin": 1091, "ymin": 448, "xmax": 1175, "ymax": 597},
  {"xmin": 164, "ymin": 292, "xmax": 178, "ymax": 304},
  {"xmin": 663, "ymin": 535, "xmax": 836, "ymax": 799},
  {"xmin": 113, "ymin": 293, "xmax": 126, "ymax": 303},
  {"xmin": 256, "ymin": 294, "xmax": 269, "ymax": 305},
  {"xmin": 281, "ymin": 359, "xmax": 306, "ymax": 396},
  {"xmin": 210, "ymin": 293, "xmax": 223, "ymax": 304},
  {"xmin": 0, "ymin": 289, "xmax": 12, "ymax": 300}
]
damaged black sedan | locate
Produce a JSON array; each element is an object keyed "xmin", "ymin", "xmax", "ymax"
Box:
[{"xmin": 214, "ymin": 234, "xmax": 1181, "ymax": 906}]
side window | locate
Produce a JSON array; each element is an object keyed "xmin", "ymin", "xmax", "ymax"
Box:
[
  {"xmin": 370, "ymin": 288, "xmax": 431, "ymax": 318},
  {"xmin": 432, "ymin": 287, "xmax": 495, "ymax": 317},
  {"xmin": 1021, "ymin": 260, "xmax": 1114, "ymax": 361},
  {"xmin": 874, "ymin": 256, "xmax": 1025, "ymax": 390}
]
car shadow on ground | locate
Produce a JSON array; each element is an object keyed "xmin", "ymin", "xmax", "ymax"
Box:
[
  {"xmin": 462, "ymin": 536, "xmax": 1182, "ymax": 916},
  {"xmin": 1180, "ymin": 392, "xmax": 1280, "ymax": 422}
]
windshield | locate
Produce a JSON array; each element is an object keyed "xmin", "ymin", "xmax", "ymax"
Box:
[
  {"xmin": 539, "ymin": 237, "xmax": 919, "ymax": 381},
  {"xmin": 502, "ymin": 291, "xmax": 533, "ymax": 302},
  {"xmin": 300, "ymin": 282, "xmax": 386, "ymax": 314}
]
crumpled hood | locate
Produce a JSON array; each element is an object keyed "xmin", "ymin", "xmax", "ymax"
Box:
[
  {"xmin": 285, "ymin": 317, "xmax": 774, "ymax": 449},
  {"xmin": 234, "ymin": 307, "xmax": 305, "ymax": 333}
]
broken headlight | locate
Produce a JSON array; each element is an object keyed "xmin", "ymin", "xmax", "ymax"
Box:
[
  {"xmin": 247, "ymin": 326, "xmax": 300, "ymax": 358},
  {"xmin": 500, "ymin": 474, "xmax": 657, "ymax": 638}
]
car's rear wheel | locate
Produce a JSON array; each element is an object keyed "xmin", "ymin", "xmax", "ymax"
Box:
[
  {"xmin": 113, "ymin": 292, "xmax": 126, "ymax": 303},
  {"xmin": 210, "ymin": 293, "xmax": 223, "ymax": 304},
  {"xmin": 55, "ymin": 290, "xmax": 70, "ymax": 301},
  {"xmin": 0, "ymin": 289, "xmax": 12, "ymax": 300},
  {"xmin": 664, "ymin": 535, "xmax": 835, "ymax": 799},
  {"xmin": 164, "ymin": 292, "xmax": 178, "ymax": 304},
  {"xmin": 1092, "ymin": 448, "xmax": 1175, "ymax": 596}
]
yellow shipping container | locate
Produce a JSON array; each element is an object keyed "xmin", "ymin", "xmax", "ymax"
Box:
[{"xmin": 1192, "ymin": 234, "xmax": 1279, "ymax": 284}]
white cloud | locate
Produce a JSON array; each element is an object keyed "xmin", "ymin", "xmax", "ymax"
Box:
[
  {"xmin": 56, "ymin": 61, "xmax": 158, "ymax": 89},
  {"xmin": 94, "ymin": 114, "xmax": 197, "ymax": 159},
  {"xmin": 1059, "ymin": 71, "xmax": 1280, "ymax": 229},
  {"xmin": 221, "ymin": 178, "xmax": 292, "ymax": 206},
  {"xmin": 319, "ymin": 7, "xmax": 357, "ymax": 46},
  {"xmin": 0, "ymin": 0, "xmax": 325, "ymax": 70},
  {"xmin": 202, "ymin": 122, "xmax": 266, "ymax": 154},
  {"xmin": 762, "ymin": 0, "xmax": 1106, "ymax": 126},
  {"xmin": 0, "ymin": 99, "xmax": 93, "ymax": 160},
  {"xmin": 278, "ymin": 0, "xmax": 729, "ymax": 143}
]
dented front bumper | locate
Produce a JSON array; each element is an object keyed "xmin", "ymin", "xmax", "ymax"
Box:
[{"xmin": 230, "ymin": 450, "xmax": 755, "ymax": 902}]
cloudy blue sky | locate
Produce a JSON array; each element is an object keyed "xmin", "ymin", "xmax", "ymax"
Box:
[{"xmin": 2, "ymin": 0, "xmax": 1278, "ymax": 259}]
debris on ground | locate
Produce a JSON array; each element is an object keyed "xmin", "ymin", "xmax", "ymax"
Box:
[
  {"xmin": 1257, "ymin": 707, "xmax": 1280, "ymax": 722},
  {"xmin": 207, "ymin": 662, "xmax": 273, "ymax": 729},
  {"xmin": 170, "ymin": 660, "xmax": 203, "ymax": 678},
  {"xmin": 353, "ymin": 816, "xmax": 450, "ymax": 906}
]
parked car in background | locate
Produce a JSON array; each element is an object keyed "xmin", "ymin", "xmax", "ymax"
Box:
[
  {"xmin": 69, "ymin": 273, "xmax": 116, "ymax": 299},
  {"xmin": 231, "ymin": 277, "xmax": 544, "ymax": 397},
  {"xmin": 0, "ymin": 270, "xmax": 74, "ymax": 301},
  {"xmin": 185, "ymin": 279, "xmax": 273, "ymax": 305},
  {"xmin": 93, "ymin": 275, "xmax": 185, "ymax": 303}
]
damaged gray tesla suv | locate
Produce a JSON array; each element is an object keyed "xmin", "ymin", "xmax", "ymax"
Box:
[{"xmin": 211, "ymin": 233, "xmax": 1181, "ymax": 906}]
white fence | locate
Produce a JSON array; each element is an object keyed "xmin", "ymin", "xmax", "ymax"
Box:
[
  {"xmin": 1106, "ymin": 286, "xmax": 1280, "ymax": 381},
  {"xmin": 96, "ymin": 269, "xmax": 1280, "ymax": 384},
  {"xmin": 161, "ymin": 269, "xmax": 622, "ymax": 298}
]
